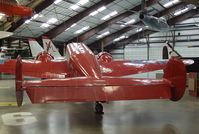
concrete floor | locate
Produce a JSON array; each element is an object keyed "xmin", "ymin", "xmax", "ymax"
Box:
[{"xmin": 0, "ymin": 78, "xmax": 199, "ymax": 134}]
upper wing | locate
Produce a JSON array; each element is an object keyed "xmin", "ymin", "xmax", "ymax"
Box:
[
  {"xmin": 0, "ymin": 58, "xmax": 69, "ymax": 78},
  {"xmin": 99, "ymin": 60, "xmax": 167, "ymax": 76}
]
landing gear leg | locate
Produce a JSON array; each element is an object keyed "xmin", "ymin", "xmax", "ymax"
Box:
[{"xmin": 95, "ymin": 102, "xmax": 104, "ymax": 114}]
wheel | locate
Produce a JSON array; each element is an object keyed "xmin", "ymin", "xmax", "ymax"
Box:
[{"xmin": 95, "ymin": 102, "xmax": 104, "ymax": 114}]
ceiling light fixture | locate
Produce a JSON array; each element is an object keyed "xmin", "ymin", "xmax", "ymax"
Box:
[
  {"xmin": 174, "ymin": 7, "xmax": 189, "ymax": 16},
  {"xmin": 47, "ymin": 18, "xmax": 58, "ymax": 24},
  {"xmin": 54, "ymin": 0, "xmax": 62, "ymax": 4},
  {"xmin": 89, "ymin": 6, "xmax": 107, "ymax": 16},
  {"xmin": 74, "ymin": 26, "xmax": 90, "ymax": 34},
  {"xmin": 113, "ymin": 35, "xmax": 128, "ymax": 42},
  {"xmin": 70, "ymin": 0, "xmax": 89, "ymax": 10},
  {"xmin": 101, "ymin": 11, "xmax": 118, "ymax": 20},
  {"xmin": 40, "ymin": 23, "xmax": 50, "ymax": 28},
  {"xmin": 96, "ymin": 31, "xmax": 110, "ymax": 38}
]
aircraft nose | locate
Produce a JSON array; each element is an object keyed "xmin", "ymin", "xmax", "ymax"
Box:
[{"xmin": 139, "ymin": 13, "xmax": 144, "ymax": 20}]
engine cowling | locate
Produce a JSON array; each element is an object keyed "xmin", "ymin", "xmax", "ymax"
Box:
[
  {"xmin": 97, "ymin": 52, "xmax": 112, "ymax": 63},
  {"xmin": 36, "ymin": 51, "xmax": 54, "ymax": 62}
]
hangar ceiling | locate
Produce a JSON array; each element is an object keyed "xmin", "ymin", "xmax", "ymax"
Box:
[{"xmin": 0, "ymin": 0, "xmax": 199, "ymax": 51}]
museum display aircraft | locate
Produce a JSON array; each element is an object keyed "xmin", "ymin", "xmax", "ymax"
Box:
[{"xmin": 0, "ymin": 41, "xmax": 188, "ymax": 114}]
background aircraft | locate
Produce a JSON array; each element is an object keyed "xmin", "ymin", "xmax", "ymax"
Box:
[
  {"xmin": 118, "ymin": 0, "xmax": 170, "ymax": 32},
  {"xmin": 139, "ymin": 0, "xmax": 170, "ymax": 32},
  {"xmin": 13, "ymin": 42, "xmax": 187, "ymax": 114}
]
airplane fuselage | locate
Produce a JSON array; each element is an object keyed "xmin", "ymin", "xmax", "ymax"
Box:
[{"xmin": 140, "ymin": 14, "xmax": 170, "ymax": 32}]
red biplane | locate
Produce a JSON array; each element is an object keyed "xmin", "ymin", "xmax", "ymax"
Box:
[{"xmin": 0, "ymin": 43, "xmax": 187, "ymax": 114}]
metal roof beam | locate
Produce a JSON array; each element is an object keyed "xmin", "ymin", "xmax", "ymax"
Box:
[
  {"xmin": 88, "ymin": 2, "xmax": 185, "ymax": 49},
  {"xmin": 43, "ymin": 0, "xmax": 115, "ymax": 39}
]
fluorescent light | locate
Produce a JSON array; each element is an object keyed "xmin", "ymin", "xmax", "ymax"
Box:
[
  {"xmin": 89, "ymin": 10, "xmax": 98, "ymax": 16},
  {"xmin": 40, "ymin": 23, "xmax": 50, "ymax": 28},
  {"xmin": 164, "ymin": 0, "xmax": 179, "ymax": 8},
  {"xmin": 113, "ymin": 35, "xmax": 128, "ymax": 42},
  {"xmin": 97, "ymin": 6, "xmax": 106, "ymax": 12},
  {"xmin": 39, "ymin": 14, "xmax": 43, "ymax": 17},
  {"xmin": 47, "ymin": 18, "xmax": 58, "ymax": 24},
  {"xmin": 70, "ymin": 0, "xmax": 89, "ymax": 10},
  {"xmin": 32, "ymin": 14, "xmax": 39, "ymax": 19},
  {"xmin": 54, "ymin": 0, "xmax": 62, "ymax": 4},
  {"xmin": 174, "ymin": 7, "xmax": 188, "ymax": 16},
  {"xmin": 101, "ymin": 11, "xmax": 117, "ymax": 20},
  {"xmin": 71, "ymin": 23, "xmax": 77, "ymax": 27},
  {"xmin": 96, "ymin": 31, "xmax": 110, "ymax": 38},
  {"xmin": 75, "ymin": 29, "xmax": 82, "ymax": 34},
  {"xmin": 90, "ymin": 6, "xmax": 106, "ymax": 16},
  {"xmin": 102, "ymin": 15, "xmax": 110, "ymax": 20},
  {"xmin": 65, "ymin": 23, "xmax": 77, "ymax": 31},
  {"xmin": 70, "ymin": 4, "xmax": 79, "ymax": 10},
  {"xmin": 82, "ymin": 26, "xmax": 90, "ymax": 31},
  {"xmin": 25, "ymin": 20, "xmax": 31, "ymax": 24},
  {"xmin": 120, "ymin": 19, "xmax": 135, "ymax": 27},
  {"xmin": 74, "ymin": 26, "xmax": 90, "ymax": 34},
  {"xmin": 126, "ymin": 19, "xmax": 135, "ymax": 24},
  {"xmin": 78, "ymin": 0, "xmax": 89, "ymax": 5},
  {"xmin": 109, "ymin": 11, "xmax": 118, "ymax": 16},
  {"xmin": 136, "ymin": 28, "xmax": 143, "ymax": 32}
]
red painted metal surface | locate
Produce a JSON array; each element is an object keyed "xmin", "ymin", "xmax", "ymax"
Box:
[
  {"xmin": 0, "ymin": 1, "xmax": 32, "ymax": 17},
  {"xmin": 0, "ymin": 58, "xmax": 69, "ymax": 78},
  {"xmin": 24, "ymin": 78, "xmax": 172, "ymax": 103},
  {"xmin": 36, "ymin": 51, "xmax": 54, "ymax": 62},
  {"xmin": 164, "ymin": 57, "xmax": 186, "ymax": 101},
  {"xmin": 99, "ymin": 60, "xmax": 167, "ymax": 76},
  {"xmin": 13, "ymin": 43, "xmax": 186, "ymax": 105},
  {"xmin": 67, "ymin": 43, "xmax": 101, "ymax": 78},
  {"xmin": 0, "ymin": 43, "xmax": 187, "ymax": 105}
]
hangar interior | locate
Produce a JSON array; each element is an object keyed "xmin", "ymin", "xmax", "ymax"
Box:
[{"xmin": 0, "ymin": 0, "xmax": 199, "ymax": 134}]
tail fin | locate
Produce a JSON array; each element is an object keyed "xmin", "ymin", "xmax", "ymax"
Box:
[
  {"xmin": 164, "ymin": 57, "xmax": 186, "ymax": 101},
  {"xmin": 28, "ymin": 38, "xmax": 44, "ymax": 58},
  {"xmin": 15, "ymin": 56, "xmax": 24, "ymax": 106},
  {"xmin": 162, "ymin": 46, "xmax": 169, "ymax": 59},
  {"xmin": 42, "ymin": 36, "xmax": 62, "ymax": 58}
]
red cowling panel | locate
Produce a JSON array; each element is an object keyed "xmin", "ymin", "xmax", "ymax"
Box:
[
  {"xmin": 23, "ymin": 77, "xmax": 172, "ymax": 103},
  {"xmin": 67, "ymin": 43, "xmax": 101, "ymax": 78},
  {"xmin": 0, "ymin": 1, "xmax": 32, "ymax": 16}
]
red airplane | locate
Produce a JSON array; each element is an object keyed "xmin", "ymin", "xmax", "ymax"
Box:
[
  {"xmin": 0, "ymin": 0, "xmax": 32, "ymax": 19},
  {"xmin": 0, "ymin": 42, "xmax": 187, "ymax": 114}
]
